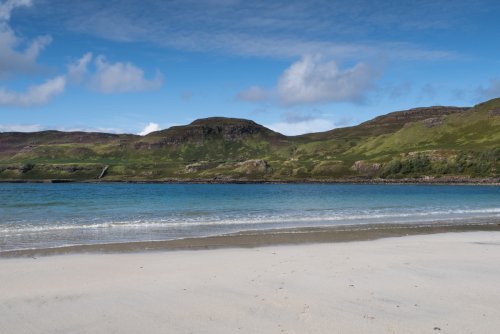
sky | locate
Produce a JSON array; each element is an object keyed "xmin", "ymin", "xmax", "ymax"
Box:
[{"xmin": 1, "ymin": 0, "xmax": 500, "ymax": 135}]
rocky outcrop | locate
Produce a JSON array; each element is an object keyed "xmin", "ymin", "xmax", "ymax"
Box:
[
  {"xmin": 185, "ymin": 161, "xmax": 212, "ymax": 173},
  {"xmin": 422, "ymin": 117, "xmax": 443, "ymax": 128},
  {"xmin": 184, "ymin": 159, "xmax": 272, "ymax": 175},
  {"xmin": 377, "ymin": 106, "xmax": 468, "ymax": 122},
  {"xmin": 189, "ymin": 118, "xmax": 268, "ymax": 140},
  {"xmin": 489, "ymin": 108, "xmax": 500, "ymax": 117},
  {"xmin": 352, "ymin": 160, "xmax": 382, "ymax": 174},
  {"xmin": 143, "ymin": 117, "xmax": 284, "ymax": 146},
  {"xmin": 236, "ymin": 159, "xmax": 272, "ymax": 174},
  {"xmin": 405, "ymin": 150, "xmax": 447, "ymax": 162},
  {"xmin": 359, "ymin": 106, "xmax": 469, "ymax": 132}
]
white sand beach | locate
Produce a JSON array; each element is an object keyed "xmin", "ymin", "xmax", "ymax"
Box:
[{"xmin": 1, "ymin": 231, "xmax": 500, "ymax": 334}]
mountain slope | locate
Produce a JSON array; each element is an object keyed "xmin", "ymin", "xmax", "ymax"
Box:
[{"xmin": 0, "ymin": 99, "xmax": 499, "ymax": 181}]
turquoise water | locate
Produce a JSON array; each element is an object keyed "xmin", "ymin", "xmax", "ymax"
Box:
[{"xmin": 1, "ymin": 183, "xmax": 499, "ymax": 251}]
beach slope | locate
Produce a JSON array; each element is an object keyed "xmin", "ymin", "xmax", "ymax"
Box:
[{"xmin": 1, "ymin": 232, "xmax": 500, "ymax": 333}]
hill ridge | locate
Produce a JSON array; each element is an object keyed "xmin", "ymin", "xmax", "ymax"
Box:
[{"xmin": 0, "ymin": 98, "xmax": 499, "ymax": 181}]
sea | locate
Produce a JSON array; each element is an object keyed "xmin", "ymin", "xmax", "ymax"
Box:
[{"xmin": 1, "ymin": 183, "xmax": 499, "ymax": 252}]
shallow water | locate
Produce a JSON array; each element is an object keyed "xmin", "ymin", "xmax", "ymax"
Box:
[{"xmin": 1, "ymin": 183, "xmax": 499, "ymax": 251}]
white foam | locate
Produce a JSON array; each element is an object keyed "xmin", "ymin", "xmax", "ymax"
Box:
[{"xmin": 1, "ymin": 207, "xmax": 499, "ymax": 234}]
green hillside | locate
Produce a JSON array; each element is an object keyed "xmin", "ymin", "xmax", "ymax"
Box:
[{"xmin": 1, "ymin": 99, "xmax": 499, "ymax": 182}]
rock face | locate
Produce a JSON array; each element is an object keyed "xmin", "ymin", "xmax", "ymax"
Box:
[
  {"xmin": 422, "ymin": 117, "xmax": 443, "ymax": 128},
  {"xmin": 380, "ymin": 106, "xmax": 468, "ymax": 121},
  {"xmin": 185, "ymin": 161, "xmax": 212, "ymax": 173},
  {"xmin": 236, "ymin": 159, "xmax": 271, "ymax": 174},
  {"xmin": 489, "ymin": 108, "xmax": 500, "ymax": 117},
  {"xmin": 405, "ymin": 150, "xmax": 447, "ymax": 162},
  {"xmin": 189, "ymin": 118, "xmax": 270, "ymax": 140},
  {"xmin": 144, "ymin": 117, "xmax": 284, "ymax": 146},
  {"xmin": 361, "ymin": 106, "xmax": 469, "ymax": 129},
  {"xmin": 185, "ymin": 159, "xmax": 272, "ymax": 175},
  {"xmin": 352, "ymin": 161, "xmax": 382, "ymax": 174}
]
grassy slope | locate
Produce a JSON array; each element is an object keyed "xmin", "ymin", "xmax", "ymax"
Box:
[{"xmin": 0, "ymin": 99, "xmax": 499, "ymax": 181}]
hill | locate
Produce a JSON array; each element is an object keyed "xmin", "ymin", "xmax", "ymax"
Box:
[{"xmin": 0, "ymin": 99, "xmax": 499, "ymax": 182}]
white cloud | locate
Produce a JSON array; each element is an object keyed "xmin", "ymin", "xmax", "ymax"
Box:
[
  {"xmin": 138, "ymin": 122, "xmax": 161, "ymax": 136},
  {"xmin": 43, "ymin": 1, "xmax": 457, "ymax": 61},
  {"xmin": 48, "ymin": 125, "xmax": 123, "ymax": 133},
  {"xmin": 266, "ymin": 118, "xmax": 335, "ymax": 136},
  {"xmin": 92, "ymin": 55, "xmax": 163, "ymax": 93},
  {"xmin": 476, "ymin": 79, "xmax": 500, "ymax": 100},
  {"xmin": 0, "ymin": 123, "xmax": 42, "ymax": 132},
  {"xmin": 67, "ymin": 53, "xmax": 164, "ymax": 93},
  {"xmin": 277, "ymin": 55, "xmax": 376, "ymax": 105},
  {"xmin": 0, "ymin": 124, "xmax": 125, "ymax": 133},
  {"xmin": 0, "ymin": 76, "xmax": 66, "ymax": 107},
  {"xmin": 0, "ymin": 0, "xmax": 31, "ymax": 22},
  {"xmin": 209, "ymin": 36, "xmax": 452, "ymax": 61},
  {"xmin": 0, "ymin": 0, "xmax": 51, "ymax": 78},
  {"xmin": 67, "ymin": 52, "xmax": 92, "ymax": 83},
  {"xmin": 0, "ymin": 0, "xmax": 63, "ymax": 107},
  {"xmin": 236, "ymin": 85, "xmax": 269, "ymax": 102},
  {"xmin": 0, "ymin": 29, "xmax": 52, "ymax": 78}
]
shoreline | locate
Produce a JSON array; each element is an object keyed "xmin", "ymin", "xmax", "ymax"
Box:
[
  {"xmin": 0, "ymin": 177, "xmax": 499, "ymax": 185},
  {"xmin": 3, "ymin": 221, "xmax": 500, "ymax": 258}
]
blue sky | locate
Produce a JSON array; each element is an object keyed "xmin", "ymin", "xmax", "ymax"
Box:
[{"xmin": 1, "ymin": 0, "xmax": 500, "ymax": 135}]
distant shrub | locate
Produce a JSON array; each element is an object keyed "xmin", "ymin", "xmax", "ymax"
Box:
[
  {"xmin": 381, "ymin": 159, "xmax": 402, "ymax": 177},
  {"xmin": 381, "ymin": 150, "xmax": 499, "ymax": 178},
  {"xmin": 20, "ymin": 163, "xmax": 35, "ymax": 173},
  {"xmin": 389, "ymin": 153, "xmax": 432, "ymax": 175}
]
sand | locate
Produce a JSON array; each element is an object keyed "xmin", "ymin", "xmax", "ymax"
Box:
[{"xmin": 1, "ymin": 231, "xmax": 500, "ymax": 333}]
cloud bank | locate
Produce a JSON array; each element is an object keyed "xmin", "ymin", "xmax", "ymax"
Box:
[
  {"xmin": 0, "ymin": 0, "xmax": 32, "ymax": 21},
  {"xmin": 238, "ymin": 55, "xmax": 377, "ymax": 106},
  {"xmin": 0, "ymin": 2, "xmax": 164, "ymax": 108},
  {"xmin": 68, "ymin": 53, "xmax": 164, "ymax": 93},
  {"xmin": 0, "ymin": 0, "xmax": 52, "ymax": 78},
  {"xmin": 0, "ymin": 123, "xmax": 42, "ymax": 132},
  {"xmin": 0, "ymin": 0, "xmax": 63, "ymax": 107},
  {"xmin": 0, "ymin": 123, "xmax": 124, "ymax": 133},
  {"xmin": 0, "ymin": 76, "xmax": 65, "ymax": 107},
  {"xmin": 0, "ymin": 50, "xmax": 162, "ymax": 107},
  {"xmin": 278, "ymin": 55, "xmax": 376, "ymax": 105},
  {"xmin": 32, "ymin": 0, "xmax": 466, "ymax": 61}
]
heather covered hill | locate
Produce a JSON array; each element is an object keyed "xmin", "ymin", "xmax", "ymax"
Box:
[
  {"xmin": 0, "ymin": 99, "xmax": 499, "ymax": 182},
  {"xmin": 297, "ymin": 105, "xmax": 470, "ymax": 142}
]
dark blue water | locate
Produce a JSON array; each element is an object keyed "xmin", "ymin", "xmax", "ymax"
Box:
[{"xmin": 1, "ymin": 183, "xmax": 499, "ymax": 251}]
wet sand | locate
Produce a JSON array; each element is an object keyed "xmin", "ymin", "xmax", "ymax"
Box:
[
  {"xmin": 1, "ymin": 231, "xmax": 500, "ymax": 333},
  {"xmin": 2, "ymin": 220, "xmax": 500, "ymax": 258}
]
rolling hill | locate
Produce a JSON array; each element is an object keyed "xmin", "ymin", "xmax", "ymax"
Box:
[{"xmin": 1, "ymin": 98, "xmax": 499, "ymax": 182}]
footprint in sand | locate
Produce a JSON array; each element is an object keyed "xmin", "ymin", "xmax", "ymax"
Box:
[{"xmin": 299, "ymin": 304, "xmax": 311, "ymax": 321}]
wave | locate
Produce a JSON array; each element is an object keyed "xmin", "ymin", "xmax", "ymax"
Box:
[{"xmin": 1, "ymin": 207, "xmax": 499, "ymax": 234}]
